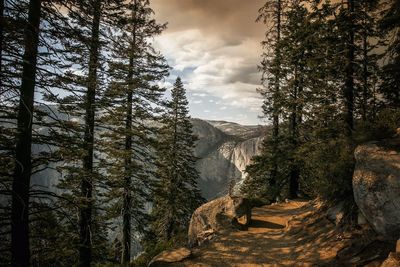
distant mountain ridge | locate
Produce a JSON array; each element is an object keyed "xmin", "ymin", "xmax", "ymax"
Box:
[
  {"xmin": 191, "ymin": 119, "xmax": 265, "ymax": 199},
  {"xmin": 206, "ymin": 120, "xmax": 264, "ymax": 140},
  {"xmin": 2, "ymin": 111, "xmax": 265, "ymax": 201}
]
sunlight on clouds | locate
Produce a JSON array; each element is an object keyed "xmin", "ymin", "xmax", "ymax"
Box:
[
  {"xmin": 193, "ymin": 93, "xmax": 207, "ymax": 97},
  {"xmin": 154, "ymin": 32, "xmax": 263, "ymax": 108},
  {"xmin": 152, "ymin": 4, "xmax": 265, "ymax": 125}
]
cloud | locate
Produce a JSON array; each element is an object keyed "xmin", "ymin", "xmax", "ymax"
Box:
[
  {"xmin": 193, "ymin": 93, "xmax": 207, "ymax": 97},
  {"xmin": 155, "ymin": 31, "xmax": 263, "ymax": 108},
  {"xmin": 152, "ymin": 0, "xmax": 265, "ymax": 40},
  {"xmin": 152, "ymin": 0, "xmax": 266, "ymax": 124}
]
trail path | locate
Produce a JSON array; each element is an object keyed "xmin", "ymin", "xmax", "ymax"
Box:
[{"xmin": 179, "ymin": 200, "xmax": 348, "ymax": 267}]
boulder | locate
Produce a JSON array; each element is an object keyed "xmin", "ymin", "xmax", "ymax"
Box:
[
  {"xmin": 353, "ymin": 139, "xmax": 400, "ymax": 238},
  {"xmin": 326, "ymin": 201, "xmax": 345, "ymax": 225},
  {"xmin": 396, "ymin": 239, "xmax": 400, "ymax": 252},
  {"xmin": 381, "ymin": 252, "xmax": 400, "ymax": 267},
  {"xmin": 364, "ymin": 261, "xmax": 382, "ymax": 267},
  {"xmin": 188, "ymin": 195, "xmax": 252, "ymax": 247},
  {"xmin": 377, "ymin": 239, "xmax": 400, "ymax": 267},
  {"xmin": 148, "ymin": 247, "xmax": 191, "ymax": 267},
  {"xmin": 357, "ymin": 211, "xmax": 368, "ymax": 226}
]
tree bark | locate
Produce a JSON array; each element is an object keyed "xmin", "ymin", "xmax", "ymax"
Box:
[
  {"xmin": 289, "ymin": 65, "xmax": 301, "ymax": 199},
  {"xmin": 122, "ymin": 75, "xmax": 133, "ymax": 265},
  {"xmin": 344, "ymin": 0, "xmax": 355, "ymax": 136},
  {"xmin": 79, "ymin": 0, "xmax": 101, "ymax": 266},
  {"xmin": 0, "ymin": 0, "xmax": 4, "ymax": 84},
  {"xmin": 362, "ymin": 32, "xmax": 368, "ymax": 122},
  {"xmin": 270, "ymin": 0, "xmax": 282, "ymax": 190},
  {"xmin": 361, "ymin": 3, "xmax": 369, "ymax": 122},
  {"xmin": 11, "ymin": 0, "xmax": 42, "ymax": 266},
  {"xmin": 122, "ymin": 1, "xmax": 137, "ymax": 264}
]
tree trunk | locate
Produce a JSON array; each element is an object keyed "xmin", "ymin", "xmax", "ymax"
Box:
[
  {"xmin": 289, "ymin": 66, "xmax": 300, "ymax": 199},
  {"xmin": 11, "ymin": 0, "xmax": 41, "ymax": 266},
  {"xmin": 122, "ymin": 85, "xmax": 133, "ymax": 265},
  {"xmin": 270, "ymin": 0, "xmax": 282, "ymax": 190},
  {"xmin": 121, "ymin": 1, "xmax": 137, "ymax": 264},
  {"xmin": 0, "ymin": 0, "xmax": 4, "ymax": 83},
  {"xmin": 344, "ymin": 0, "xmax": 355, "ymax": 136},
  {"xmin": 289, "ymin": 167, "xmax": 299, "ymax": 199},
  {"xmin": 79, "ymin": 0, "xmax": 101, "ymax": 266},
  {"xmin": 362, "ymin": 9, "xmax": 368, "ymax": 122},
  {"xmin": 371, "ymin": 83, "xmax": 377, "ymax": 120},
  {"xmin": 362, "ymin": 34, "xmax": 368, "ymax": 121}
]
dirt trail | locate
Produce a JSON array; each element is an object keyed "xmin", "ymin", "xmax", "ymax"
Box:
[{"xmin": 178, "ymin": 200, "xmax": 349, "ymax": 267}]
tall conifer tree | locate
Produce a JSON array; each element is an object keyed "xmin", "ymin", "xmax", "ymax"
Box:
[
  {"xmin": 47, "ymin": 0, "xmax": 123, "ymax": 265},
  {"xmin": 253, "ymin": 0, "xmax": 288, "ymax": 198},
  {"xmin": 10, "ymin": 1, "xmax": 42, "ymax": 265},
  {"xmin": 98, "ymin": 0, "xmax": 169, "ymax": 263},
  {"xmin": 152, "ymin": 77, "xmax": 203, "ymax": 242},
  {"xmin": 379, "ymin": 0, "xmax": 400, "ymax": 107}
]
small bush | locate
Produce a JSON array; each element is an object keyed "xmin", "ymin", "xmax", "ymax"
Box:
[
  {"xmin": 354, "ymin": 108, "xmax": 400, "ymax": 144},
  {"xmin": 298, "ymin": 137, "xmax": 355, "ymax": 201}
]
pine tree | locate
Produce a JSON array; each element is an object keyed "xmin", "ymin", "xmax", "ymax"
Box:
[
  {"xmin": 246, "ymin": 0, "xmax": 380, "ymax": 201},
  {"xmin": 343, "ymin": 0, "xmax": 356, "ymax": 136},
  {"xmin": 0, "ymin": 5, "xmax": 25, "ymax": 260},
  {"xmin": 379, "ymin": 0, "xmax": 400, "ymax": 107},
  {"xmin": 10, "ymin": 1, "xmax": 42, "ymax": 265},
  {"xmin": 0, "ymin": 0, "xmax": 3, "ymax": 79},
  {"xmin": 98, "ymin": 0, "xmax": 169, "ymax": 264},
  {"xmin": 45, "ymin": 0, "xmax": 123, "ymax": 265},
  {"xmin": 151, "ymin": 77, "xmax": 203, "ymax": 242},
  {"xmin": 253, "ymin": 0, "xmax": 288, "ymax": 199},
  {"xmin": 0, "ymin": 1, "xmax": 81, "ymax": 264},
  {"xmin": 79, "ymin": 0, "xmax": 101, "ymax": 264},
  {"xmin": 279, "ymin": 0, "xmax": 310, "ymax": 198},
  {"xmin": 287, "ymin": 0, "xmax": 358, "ymax": 200},
  {"xmin": 357, "ymin": 0, "xmax": 380, "ymax": 121}
]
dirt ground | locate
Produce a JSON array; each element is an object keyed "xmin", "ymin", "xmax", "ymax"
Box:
[{"xmin": 172, "ymin": 200, "xmax": 394, "ymax": 267}]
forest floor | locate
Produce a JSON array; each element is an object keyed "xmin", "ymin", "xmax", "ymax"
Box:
[{"xmin": 171, "ymin": 200, "xmax": 395, "ymax": 267}]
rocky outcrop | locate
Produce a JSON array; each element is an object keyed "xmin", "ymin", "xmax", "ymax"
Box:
[
  {"xmin": 326, "ymin": 201, "xmax": 345, "ymax": 226},
  {"xmin": 188, "ymin": 195, "xmax": 252, "ymax": 247},
  {"xmin": 353, "ymin": 138, "xmax": 400, "ymax": 238},
  {"xmin": 148, "ymin": 247, "xmax": 191, "ymax": 267},
  {"xmin": 380, "ymin": 240, "xmax": 400, "ymax": 267},
  {"xmin": 381, "ymin": 252, "xmax": 400, "ymax": 267}
]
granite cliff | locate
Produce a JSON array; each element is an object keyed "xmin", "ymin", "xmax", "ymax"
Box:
[
  {"xmin": 192, "ymin": 119, "xmax": 264, "ymax": 199},
  {"xmin": 4, "ymin": 115, "xmax": 264, "ymax": 201}
]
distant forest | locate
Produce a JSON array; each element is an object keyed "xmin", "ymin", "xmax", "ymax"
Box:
[{"xmin": 0, "ymin": 0, "xmax": 399, "ymax": 266}]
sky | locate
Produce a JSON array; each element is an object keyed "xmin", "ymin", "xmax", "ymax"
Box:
[{"xmin": 152, "ymin": 0, "xmax": 266, "ymax": 125}]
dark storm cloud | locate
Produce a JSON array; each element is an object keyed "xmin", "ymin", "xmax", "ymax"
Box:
[{"xmin": 152, "ymin": 0, "xmax": 265, "ymax": 40}]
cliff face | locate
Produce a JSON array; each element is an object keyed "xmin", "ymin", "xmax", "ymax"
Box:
[
  {"xmin": 191, "ymin": 119, "xmax": 264, "ymax": 199},
  {"xmin": 2, "ymin": 117, "xmax": 263, "ymax": 202}
]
